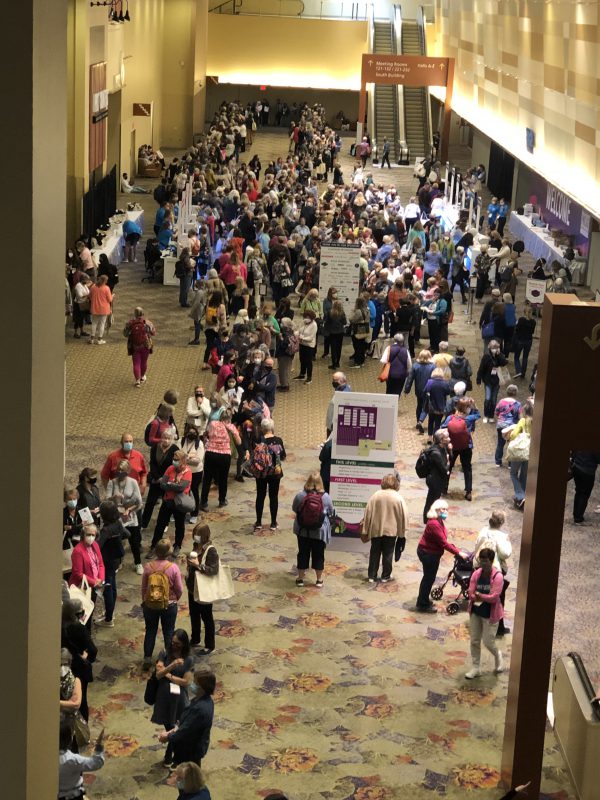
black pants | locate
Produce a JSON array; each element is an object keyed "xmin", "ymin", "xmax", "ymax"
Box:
[
  {"xmin": 476, "ymin": 273, "xmax": 488, "ymax": 300},
  {"xmin": 188, "ymin": 592, "xmax": 215, "ymax": 650},
  {"xmin": 352, "ymin": 336, "xmax": 368, "ymax": 365},
  {"xmin": 127, "ymin": 524, "xmax": 141, "ymax": 564},
  {"xmin": 497, "ymin": 215, "xmax": 507, "ymax": 236},
  {"xmin": 423, "ymin": 476, "xmax": 446, "ymax": 523},
  {"xmin": 142, "ymin": 482, "xmax": 163, "ymax": 529},
  {"xmin": 427, "ymin": 411, "xmax": 444, "ymax": 437},
  {"xmin": 322, "ymin": 335, "xmax": 330, "ymax": 357},
  {"xmin": 448, "ymin": 448, "xmax": 473, "ymax": 493},
  {"xmin": 190, "ymin": 471, "xmax": 203, "ymax": 515},
  {"xmin": 380, "ymin": 152, "xmax": 391, "ymax": 168},
  {"xmin": 255, "ymin": 476, "xmax": 281, "ymax": 525},
  {"xmin": 329, "ymin": 333, "xmax": 343, "ymax": 368},
  {"xmin": 417, "ymin": 546, "xmax": 441, "ymax": 607},
  {"xmin": 296, "ymin": 535, "xmax": 326, "ymax": 571},
  {"xmin": 450, "ymin": 274, "xmax": 467, "ymax": 301},
  {"xmin": 201, "ymin": 452, "xmax": 231, "ymax": 505},
  {"xmin": 573, "ymin": 467, "xmax": 596, "ymax": 522},
  {"xmin": 368, "ymin": 536, "xmax": 396, "ymax": 579},
  {"xmin": 299, "ymin": 344, "xmax": 313, "ymax": 380},
  {"xmin": 386, "ymin": 377, "xmax": 406, "ymax": 396},
  {"xmin": 152, "ymin": 501, "xmax": 186, "ymax": 548},
  {"xmin": 427, "ymin": 319, "xmax": 441, "ymax": 353}
]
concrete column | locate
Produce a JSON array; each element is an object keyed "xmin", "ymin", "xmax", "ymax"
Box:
[
  {"xmin": 193, "ymin": 0, "xmax": 209, "ymax": 136},
  {"xmin": 0, "ymin": 0, "xmax": 67, "ymax": 797}
]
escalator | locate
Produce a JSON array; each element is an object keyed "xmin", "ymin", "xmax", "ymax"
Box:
[
  {"xmin": 372, "ymin": 20, "xmax": 399, "ymax": 162},
  {"xmin": 401, "ymin": 19, "xmax": 429, "ymax": 159}
]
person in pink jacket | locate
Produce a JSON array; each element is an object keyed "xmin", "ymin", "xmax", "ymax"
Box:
[
  {"xmin": 88, "ymin": 274, "xmax": 113, "ymax": 344},
  {"xmin": 465, "ymin": 547, "xmax": 505, "ymax": 679},
  {"xmin": 69, "ymin": 525, "xmax": 106, "ymax": 589}
]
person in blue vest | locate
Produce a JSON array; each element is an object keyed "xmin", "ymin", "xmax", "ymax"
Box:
[
  {"xmin": 380, "ymin": 333, "xmax": 411, "ymax": 396},
  {"xmin": 496, "ymin": 198, "xmax": 510, "ymax": 236},
  {"xmin": 123, "ymin": 217, "xmax": 143, "ymax": 263},
  {"xmin": 487, "ymin": 197, "xmax": 500, "ymax": 229}
]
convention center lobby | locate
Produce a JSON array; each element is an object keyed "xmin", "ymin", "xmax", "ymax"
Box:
[{"xmin": 4, "ymin": 1, "xmax": 600, "ymax": 799}]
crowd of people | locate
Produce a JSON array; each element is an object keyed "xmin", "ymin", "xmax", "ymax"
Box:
[{"xmin": 59, "ymin": 100, "xmax": 597, "ymax": 800}]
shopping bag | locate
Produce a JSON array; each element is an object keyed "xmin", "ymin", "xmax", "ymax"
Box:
[
  {"xmin": 193, "ymin": 546, "xmax": 235, "ymax": 604},
  {"xmin": 68, "ymin": 575, "xmax": 95, "ymax": 624}
]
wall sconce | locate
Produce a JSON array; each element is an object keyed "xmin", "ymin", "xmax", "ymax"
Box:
[{"xmin": 89, "ymin": 0, "xmax": 131, "ymax": 23}]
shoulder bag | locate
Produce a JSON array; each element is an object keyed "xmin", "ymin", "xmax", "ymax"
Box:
[
  {"xmin": 68, "ymin": 575, "xmax": 95, "ymax": 624},
  {"xmin": 193, "ymin": 545, "xmax": 234, "ymax": 605},
  {"xmin": 506, "ymin": 431, "xmax": 531, "ymax": 462},
  {"xmin": 378, "ymin": 349, "xmax": 391, "ymax": 383},
  {"xmin": 173, "ymin": 491, "xmax": 195, "ymax": 514}
]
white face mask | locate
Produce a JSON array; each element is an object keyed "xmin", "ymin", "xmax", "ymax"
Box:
[
  {"xmin": 60, "ymin": 665, "xmax": 70, "ymax": 678},
  {"xmin": 303, "ymin": 318, "xmax": 311, "ymax": 324},
  {"xmin": 85, "ymin": 535, "xmax": 95, "ymax": 546}
]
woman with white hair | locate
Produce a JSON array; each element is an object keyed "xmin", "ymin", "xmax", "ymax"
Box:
[{"xmin": 415, "ymin": 499, "xmax": 467, "ymax": 612}]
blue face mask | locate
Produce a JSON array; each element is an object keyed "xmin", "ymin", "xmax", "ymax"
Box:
[
  {"xmin": 67, "ymin": 499, "xmax": 78, "ymax": 509},
  {"xmin": 189, "ymin": 681, "xmax": 198, "ymax": 694},
  {"xmin": 439, "ymin": 511, "xmax": 448, "ymax": 520},
  {"xmin": 172, "ymin": 460, "xmax": 180, "ymax": 469},
  {"xmin": 122, "ymin": 442, "xmax": 133, "ymax": 452}
]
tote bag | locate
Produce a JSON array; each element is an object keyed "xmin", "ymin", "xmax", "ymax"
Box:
[
  {"xmin": 506, "ymin": 431, "xmax": 530, "ymax": 462},
  {"xmin": 68, "ymin": 575, "xmax": 95, "ymax": 624},
  {"xmin": 193, "ymin": 546, "xmax": 235, "ymax": 605},
  {"xmin": 497, "ymin": 365, "xmax": 512, "ymax": 386},
  {"xmin": 173, "ymin": 491, "xmax": 195, "ymax": 514}
]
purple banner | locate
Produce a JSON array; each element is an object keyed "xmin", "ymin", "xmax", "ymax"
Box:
[{"xmin": 521, "ymin": 170, "xmax": 590, "ymax": 256}]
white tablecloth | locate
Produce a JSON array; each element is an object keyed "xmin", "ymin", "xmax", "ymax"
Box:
[
  {"xmin": 91, "ymin": 209, "xmax": 145, "ymax": 267},
  {"xmin": 509, "ymin": 211, "xmax": 566, "ymax": 267}
]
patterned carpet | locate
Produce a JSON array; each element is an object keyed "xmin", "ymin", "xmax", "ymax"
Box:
[{"xmin": 63, "ymin": 131, "xmax": 595, "ymax": 799}]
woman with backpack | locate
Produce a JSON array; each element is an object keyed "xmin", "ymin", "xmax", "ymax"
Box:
[
  {"xmin": 275, "ymin": 317, "xmax": 297, "ymax": 391},
  {"xmin": 442, "ymin": 397, "xmax": 481, "ymax": 501},
  {"xmin": 123, "ymin": 306, "xmax": 156, "ymax": 388},
  {"xmin": 202, "ymin": 291, "xmax": 227, "ymax": 371},
  {"xmin": 251, "ymin": 419, "xmax": 287, "ymax": 533},
  {"xmin": 291, "ymin": 472, "xmax": 334, "ymax": 588},
  {"xmin": 404, "ymin": 349, "xmax": 435, "ymax": 432}
]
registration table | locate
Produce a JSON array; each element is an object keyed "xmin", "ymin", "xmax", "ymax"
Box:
[
  {"xmin": 91, "ymin": 209, "xmax": 145, "ymax": 267},
  {"xmin": 509, "ymin": 211, "xmax": 567, "ymax": 267}
]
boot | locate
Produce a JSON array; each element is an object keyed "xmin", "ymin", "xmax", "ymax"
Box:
[{"xmin": 494, "ymin": 651, "xmax": 504, "ymax": 674}]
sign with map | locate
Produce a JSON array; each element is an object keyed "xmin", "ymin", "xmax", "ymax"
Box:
[{"xmin": 330, "ymin": 392, "xmax": 398, "ymax": 528}]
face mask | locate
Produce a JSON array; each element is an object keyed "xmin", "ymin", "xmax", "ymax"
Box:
[
  {"xmin": 439, "ymin": 511, "xmax": 448, "ymax": 520},
  {"xmin": 88, "ymin": 477, "xmax": 97, "ymax": 484},
  {"xmin": 122, "ymin": 442, "xmax": 133, "ymax": 452},
  {"xmin": 210, "ymin": 401, "xmax": 218, "ymax": 408},
  {"xmin": 195, "ymin": 393, "xmax": 203, "ymax": 399},
  {"xmin": 264, "ymin": 366, "xmax": 272, "ymax": 372},
  {"xmin": 189, "ymin": 681, "xmax": 199, "ymax": 694},
  {"xmin": 187, "ymin": 432, "xmax": 197, "ymax": 441},
  {"xmin": 490, "ymin": 349, "xmax": 499, "ymax": 355},
  {"xmin": 176, "ymin": 781, "xmax": 185, "ymax": 791},
  {"xmin": 67, "ymin": 499, "xmax": 77, "ymax": 509},
  {"xmin": 85, "ymin": 535, "xmax": 95, "ymax": 545},
  {"xmin": 172, "ymin": 460, "xmax": 180, "ymax": 469},
  {"xmin": 332, "ymin": 381, "xmax": 340, "ymax": 389},
  {"xmin": 116, "ymin": 471, "xmax": 127, "ymax": 480},
  {"xmin": 193, "ymin": 537, "xmax": 202, "ymax": 545},
  {"xmin": 253, "ymin": 358, "xmax": 261, "ymax": 364},
  {"xmin": 303, "ymin": 318, "xmax": 311, "ymax": 324},
  {"xmin": 60, "ymin": 665, "xmax": 70, "ymax": 678}
]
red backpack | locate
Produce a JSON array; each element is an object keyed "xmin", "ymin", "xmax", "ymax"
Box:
[
  {"xmin": 128, "ymin": 318, "xmax": 149, "ymax": 349},
  {"xmin": 446, "ymin": 415, "xmax": 470, "ymax": 451},
  {"xmin": 297, "ymin": 491, "xmax": 325, "ymax": 530}
]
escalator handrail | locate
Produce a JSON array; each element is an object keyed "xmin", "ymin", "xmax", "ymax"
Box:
[{"xmin": 567, "ymin": 651, "xmax": 600, "ymax": 721}]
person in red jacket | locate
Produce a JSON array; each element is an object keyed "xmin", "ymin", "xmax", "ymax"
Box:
[
  {"xmin": 415, "ymin": 499, "xmax": 467, "ymax": 613},
  {"xmin": 149, "ymin": 451, "xmax": 192, "ymax": 558}
]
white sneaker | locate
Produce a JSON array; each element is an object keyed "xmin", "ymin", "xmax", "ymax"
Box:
[
  {"xmin": 494, "ymin": 652, "xmax": 505, "ymax": 674},
  {"xmin": 482, "ymin": 418, "xmax": 488, "ymax": 424},
  {"xmin": 189, "ymin": 516, "xmax": 198, "ymax": 525},
  {"xmin": 135, "ymin": 563, "xmax": 144, "ymax": 575},
  {"xmin": 465, "ymin": 668, "xmax": 481, "ymax": 679},
  {"xmin": 97, "ymin": 339, "xmax": 107, "ymax": 345}
]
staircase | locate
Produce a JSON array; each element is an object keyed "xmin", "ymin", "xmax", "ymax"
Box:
[
  {"xmin": 372, "ymin": 21, "xmax": 399, "ymax": 162},
  {"xmin": 401, "ymin": 20, "xmax": 429, "ymax": 159}
]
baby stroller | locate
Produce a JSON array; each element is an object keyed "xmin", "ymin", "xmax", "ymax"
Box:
[{"xmin": 430, "ymin": 553, "xmax": 474, "ymax": 614}]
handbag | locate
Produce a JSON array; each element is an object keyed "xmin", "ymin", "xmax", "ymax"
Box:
[
  {"xmin": 72, "ymin": 712, "xmax": 91, "ymax": 748},
  {"xmin": 482, "ymin": 320, "xmax": 495, "ymax": 338},
  {"xmin": 378, "ymin": 361, "xmax": 390, "ymax": 383},
  {"xmin": 173, "ymin": 491, "xmax": 195, "ymax": 514},
  {"xmin": 193, "ymin": 546, "xmax": 235, "ymax": 604},
  {"xmin": 497, "ymin": 365, "xmax": 512, "ymax": 386},
  {"xmin": 144, "ymin": 671, "xmax": 159, "ymax": 705},
  {"xmin": 68, "ymin": 575, "xmax": 95, "ymax": 624},
  {"xmin": 506, "ymin": 431, "xmax": 531, "ymax": 462},
  {"xmin": 62, "ymin": 546, "xmax": 74, "ymax": 573}
]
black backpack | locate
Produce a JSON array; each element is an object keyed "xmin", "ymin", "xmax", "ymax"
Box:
[
  {"xmin": 174, "ymin": 259, "xmax": 185, "ymax": 278},
  {"xmin": 415, "ymin": 448, "xmax": 433, "ymax": 479}
]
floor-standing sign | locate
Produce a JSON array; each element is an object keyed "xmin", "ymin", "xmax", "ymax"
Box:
[
  {"xmin": 330, "ymin": 391, "xmax": 398, "ymax": 535},
  {"xmin": 319, "ymin": 242, "xmax": 362, "ymax": 317}
]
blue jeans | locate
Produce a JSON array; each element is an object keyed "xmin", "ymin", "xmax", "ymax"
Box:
[
  {"xmin": 484, "ymin": 382, "xmax": 500, "ymax": 418},
  {"xmin": 509, "ymin": 460, "xmax": 528, "ymax": 502},
  {"xmin": 104, "ymin": 569, "xmax": 117, "ymax": 622},
  {"xmin": 143, "ymin": 603, "xmax": 178, "ymax": 659},
  {"xmin": 495, "ymin": 429, "xmax": 506, "ymax": 466},
  {"xmin": 513, "ymin": 340, "xmax": 532, "ymax": 376}
]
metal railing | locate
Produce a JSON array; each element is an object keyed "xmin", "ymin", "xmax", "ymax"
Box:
[
  {"xmin": 210, "ymin": 0, "xmax": 372, "ymax": 18},
  {"xmin": 417, "ymin": 5, "xmax": 433, "ymax": 155}
]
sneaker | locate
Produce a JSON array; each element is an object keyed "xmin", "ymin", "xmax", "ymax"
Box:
[
  {"xmin": 188, "ymin": 340, "xmax": 201, "ymax": 345},
  {"xmin": 135, "ymin": 563, "xmax": 144, "ymax": 575},
  {"xmin": 269, "ymin": 523, "xmax": 278, "ymax": 531},
  {"xmin": 380, "ymin": 576, "xmax": 394, "ymax": 583},
  {"xmin": 482, "ymin": 418, "xmax": 488, "ymax": 424},
  {"xmin": 416, "ymin": 423, "xmax": 424, "ymax": 434},
  {"xmin": 253, "ymin": 522, "xmax": 263, "ymax": 532},
  {"xmin": 494, "ymin": 653, "xmax": 505, "ymax": 673},
  {"xmin": 195, "ymin": 648, "xmax": 214, "ymax": 656},
  {"xmin": 512, "ymin": 372, "xmax": 522, "ymax": 378},
  {"xmin": 234, "ymin": 475, "xmax": 245, "ymax": 482},
  {"xmin": 96, "ymin": 617, "xmax": 114, "ymax": 627},
  {"xmin": 305, "ymin": 380, "xmax": 313, "ymax": 385},
  {"xmin": 145, "ymin": 549, "xmax": 155, "ymax": 560},
  {"xmin": 293, "ymin": 375, "xmax": 306, "ymax": 380},
  {"xmin": 415, "ymin": 605, "xmax": 437, "ymax": 614},
  {"xmin": 315, "ymin": 579, "xmax": 324, "ymax": 588},
  {"xmin": 97, "ymin": 339, "xmax": 107, "ymax": 345},
  {"xmin": 218, "ymin": 500, "xmax": 228, "ymax": 508},
  {"xmin": 351, "ymin": 364, "xmax": 362, "ymax": 369},
  {"xmin": 495, "ymin": 463, "xmax": 502, "ymax": 468},
  {"xmin": 172, "ymin": 545, "xmax": 181, "ymax": 557},
  {"xmin": 199, "ymin": 504, "xmax": 209, "ymax": 512},
  {"xmin": 134, "ymin": 380, "xmax": 141, "ymax": 387},
  {"xmin": 295, "ymin": 577, "xmax": 304, "ymax": 587},
  {"xmin": 142, "ymin": 656, "xmax": 153, "ymax": 669},
  {"xmin": 88, "ymin": 338, "xmax": 96, "ymax": 345},
  {"xmin": 140, "ymin": 375, "xmax": 147, "ymax": 383},
  {"xmin": 189, "ymin": 516, "xmax": 197, "ymax": 525},
  {"xmin": 367, "ymin": 577, "xmax": 376, "ymax": 583},
  {"xmin": 465, "ymin": 668, "xmax": 482, "ymax": 679},
  {"xmin": 465, "ymin": 492, "xmax": 472, "ymax": 501}
]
